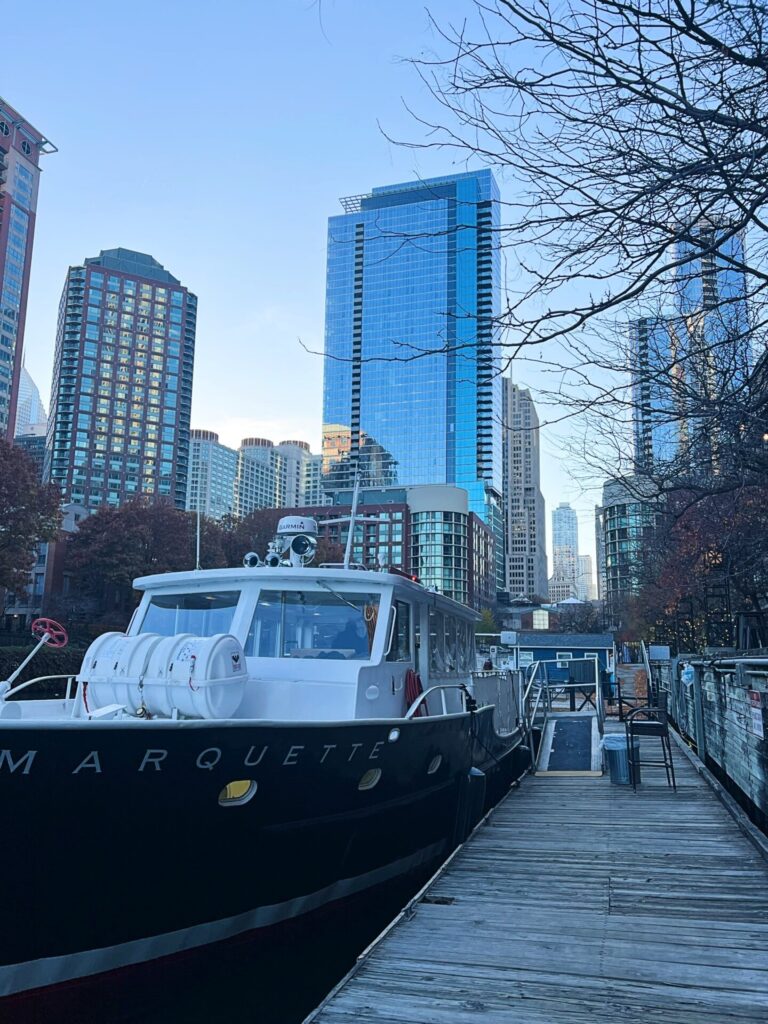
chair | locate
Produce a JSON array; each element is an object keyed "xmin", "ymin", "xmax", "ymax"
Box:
[{"xmin": 625, "ymin": 706, "xmax": 676, "ymax": 792}]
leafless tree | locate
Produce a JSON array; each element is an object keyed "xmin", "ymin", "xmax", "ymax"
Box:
[{"xmin": 403, "ymin": 0, "xmax": 768, "ymax": 500}]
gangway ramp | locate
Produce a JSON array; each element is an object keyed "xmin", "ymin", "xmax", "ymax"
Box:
[
  {"xmin": 306, "ymin": 734, "xmax": 768, "ymax": 1024},
  {"xmin": 537, "ymin": 711, "xmax": 602, "ymax": 775},
  {"xmin": 531, "ymin": 660, "xmax": 605, "ymax": 776}
]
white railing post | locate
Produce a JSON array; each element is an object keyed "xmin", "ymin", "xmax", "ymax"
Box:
[{"xmin": 1, "ymin": 633, "xmax": 50, "ymax": 692}]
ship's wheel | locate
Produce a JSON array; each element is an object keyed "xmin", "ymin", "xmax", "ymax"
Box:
[{"xmin": 31, "ymin": 617, "xmax": 69, "ymax": 649}]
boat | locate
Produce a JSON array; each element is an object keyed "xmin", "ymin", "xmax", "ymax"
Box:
[{"xmin": 0, "ymin": 514, "xmax": 530, "ymax": 1005}]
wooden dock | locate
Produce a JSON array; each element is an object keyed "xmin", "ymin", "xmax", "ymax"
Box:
[{"xmin": 306, "ymin": 735, "xmax": 768, "ymax": 1023}]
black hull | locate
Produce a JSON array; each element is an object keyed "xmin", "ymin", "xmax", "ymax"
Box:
[{"xmin": 0, "ymin": 707, "xmax": 527, "ymax": 1001}]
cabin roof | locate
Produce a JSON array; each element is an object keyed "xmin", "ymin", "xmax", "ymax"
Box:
[
  {"xmin": 515, "ymin": 632, "xmax": 614, "ymax": 649},
  {"xmin": 132, "ymin": 566, "xmax": 480, "ymax": 619}
]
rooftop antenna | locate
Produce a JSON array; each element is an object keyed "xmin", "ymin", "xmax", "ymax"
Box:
[
  {"xmin": 343, "ymin": 470, "xmax": 361, "ymax": 570},
  {"xmin": 321, "ymin": 465, "xmax": 381, "ymax": 569}
]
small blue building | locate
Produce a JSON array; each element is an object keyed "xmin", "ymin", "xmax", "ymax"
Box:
[{"xmin": 503, "ymin": 631, "xmax": 615, "ymax": 680}]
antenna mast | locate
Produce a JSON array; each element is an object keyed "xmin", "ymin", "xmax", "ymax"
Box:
[
  {"xmin": 343, "ymin": 471, "xmax": 360, "ymax": 570},
  {"xmin": 195, "ymin": 504, "xmax": 202, "ymax": 571}
]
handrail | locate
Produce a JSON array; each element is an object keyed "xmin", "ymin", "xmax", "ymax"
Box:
[
  {"xmin": 640, "ymin": 640, "xmax": 655, "ymax": 703},
  {"xmin": 3, "ymin": 674, "xmax": 78, "ymax": 701},
  {"xmin": 522, "ymin": 662, "xmax": 541, "ymax": 705},
  {"xmin": 691, "ymin": 657, "xmax": 768, "ymax": 668},
  {"xmin": 404, "ymin": 683, "xmax": 471, "ymax": 719},
  {"xmin": 529, "ymin": 683, "xmax": 544, "ymax": 725}
]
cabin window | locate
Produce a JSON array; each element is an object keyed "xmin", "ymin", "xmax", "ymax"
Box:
[
  {"xmin": 245, "ymin": 590, "xmax": 380, "ymax": 660},
  {"xmin": 556, "ymin": 652, "xmax": 574, "ymax": 662},
  {"xmin": 387, "ymin": 600, "xmax": 411, "ymax": 662},
  {"xmin": 138, "ymin": 591, "xmax": 240, "ymax": 637},
  {"xmin": 429, "ymin": 609, "xmax": 445, "ymax": 674},
  {"xmin": 458, "ymin": 620, "xmax": 474, "ymax": 672},
  {"xmin": 444, "ymin": 617, "xmax": 458, "ymax": 673}
]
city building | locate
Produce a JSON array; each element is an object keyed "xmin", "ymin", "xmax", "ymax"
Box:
[
  {"xmin": 14, "ymin": 365, "xmax": 47, "ymax": 436},
  {"xmin": 287, "ymin": 484, "xmax": 496, "ymax": 610},
  {"xmin": 502, "ymin": 378, "xmax": 547, "ymax": 599},
  {"xmin": 594, "ymin": 504, "xmax": 606, "ymax": 602},
  {"xmin": 46, "ymin": 249, "xmax": 196, "ymax": 509},
  {"xmin": 303, "ymin": 452, "xmax": 328, "ymax": 507},
  {"xmin": 630, "ymin": 315, "xmax": 686, "ymax": 471},
  {"xmin": 0, "ymin": 98, "xmax": 56, "ymax": 439},
  {"xmin": 322, "ymin": 170, "xmax": 504, "ymax": 585},
  {"xmin": 234, "ymin": 438, "xmax": 277, "ymax": 517},
  {"xmin": 576, "ymin": 554, "xmax": 596, "ymax": 602},
  {"xmin": 13, "ymin": 365, "xmax": 47, "ymax": 480},
  {"xmin": 598, "ymin": 476, "xmax": 658, "ymax": 622},
  {"xmin": 186, "ymin": 430, "xmax": 238, "ymax": 520},
  {"xmin": 186, "ymin": 433, "xmax": 327, "ymax": 519},
  {"xmin": 631, "ymin": 227, "xmax": 752, "ymax": 477},
  {"xmin": 675, "ymin": 225, "xmax": 751, "ymax": 386},
  {"xmin": 549, "ymin": 502, "xmax": 579, "ymax": 599},
  {"xmin": 14, "ymin": 423, "xmax": 46, "ymax": 480},
  {"xmin": 274, "ymin": 440, "xmax": 325, "ymax": 508}
]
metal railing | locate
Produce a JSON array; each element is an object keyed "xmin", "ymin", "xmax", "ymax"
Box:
[
  {"xmin": 2, "ymin": 674, "xmax": 77, "ymax": 701},
  {"xmin": 615, "ymin": 643, "xmax": 665, "ymax": 720},
  {"xmin": 405, "ymin": 684, "xmax": 472, "ymax": 719},
  {"xmin": 518, "ymin": 658, "xmax": 606, "ymax": 770}
]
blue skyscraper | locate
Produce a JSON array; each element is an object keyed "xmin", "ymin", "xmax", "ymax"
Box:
[
  {"xmin": 631, "ymin": 316, "xmax": 686, "ymax": 470},
  {"xmin": 322, "ymin": 170, "xmax": 503, "ymax": 578},
  {"xmin": 631, "ymin": 227, "xmax": 751, "ymax": 473},
  {"xmin": 674, "ymin": 226, "xmax": 751, "ymax": 392}
]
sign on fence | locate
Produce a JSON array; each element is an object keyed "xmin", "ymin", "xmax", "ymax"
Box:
[{"xmin": 747, "ymin": 690, "xmax": 765, "ymax": 739}]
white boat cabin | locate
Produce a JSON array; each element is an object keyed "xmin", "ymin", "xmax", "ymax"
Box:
[{"xmin": 112, "ymin": 566, "xmax": 477, "ymax": 722}]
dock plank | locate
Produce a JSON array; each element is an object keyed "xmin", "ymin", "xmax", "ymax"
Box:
[{"xmin": 306, "ymin": 735, "xmax": 768, "ymax": 1023}]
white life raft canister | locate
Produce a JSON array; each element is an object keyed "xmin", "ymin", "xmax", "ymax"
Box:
[{"xmin": 78, "ymin": 632, "xmax": 247, "ymax": 719}]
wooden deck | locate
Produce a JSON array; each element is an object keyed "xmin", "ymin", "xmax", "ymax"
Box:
[{"xmin": 307, "ymin": 735, "xmax": 768, "ymax": 1023}]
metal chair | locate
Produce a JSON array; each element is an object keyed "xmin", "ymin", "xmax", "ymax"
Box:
[{"xmin": 625, "ymin": 706, "xmax": 676, "ymax": 792}]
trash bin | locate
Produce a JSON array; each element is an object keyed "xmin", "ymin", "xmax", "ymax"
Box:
[{"xmin": 602, "ymin": 733, "xmax": 640, "ymax": 785}]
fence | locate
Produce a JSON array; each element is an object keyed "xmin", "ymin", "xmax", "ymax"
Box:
[{"xmin": 662, "ymin": 655, "xmax": 768, "ymax": 832}]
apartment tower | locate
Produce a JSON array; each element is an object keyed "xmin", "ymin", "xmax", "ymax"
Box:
[{"xmin": 46, "ymin": 249, "xmax": 196, "ymax": 508}]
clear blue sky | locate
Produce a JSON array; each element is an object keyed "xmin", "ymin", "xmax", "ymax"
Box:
[{"xmin": 4, "ymin": 0, "xmax": 599, "ymax": 571}]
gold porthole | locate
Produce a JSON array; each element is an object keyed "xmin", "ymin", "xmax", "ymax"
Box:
[{"xmin": 218, "ymin": 780, "xmax": 258, "ymax": 806}]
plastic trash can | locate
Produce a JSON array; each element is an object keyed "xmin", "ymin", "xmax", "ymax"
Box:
[{"xmin": 602, "ymin": 733, "xmax": 640, "ymax": 785}]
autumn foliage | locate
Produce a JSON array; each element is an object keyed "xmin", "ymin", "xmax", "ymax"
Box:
[
  {"xmin": 0, "ymin": 440, "xmax": 61, "ymax": 593},
  {"xmin": 630, "ymin": 487, "xmax": 768, "ymax": 648}
]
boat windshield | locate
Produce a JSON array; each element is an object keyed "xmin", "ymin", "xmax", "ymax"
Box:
[
  {"xmin": 245, "ymin": 589, "xmax": 381, "ymax": 660},
  {"xmin": 138, "ymin": 591, "xmax": 241, "ymax": 637}
]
